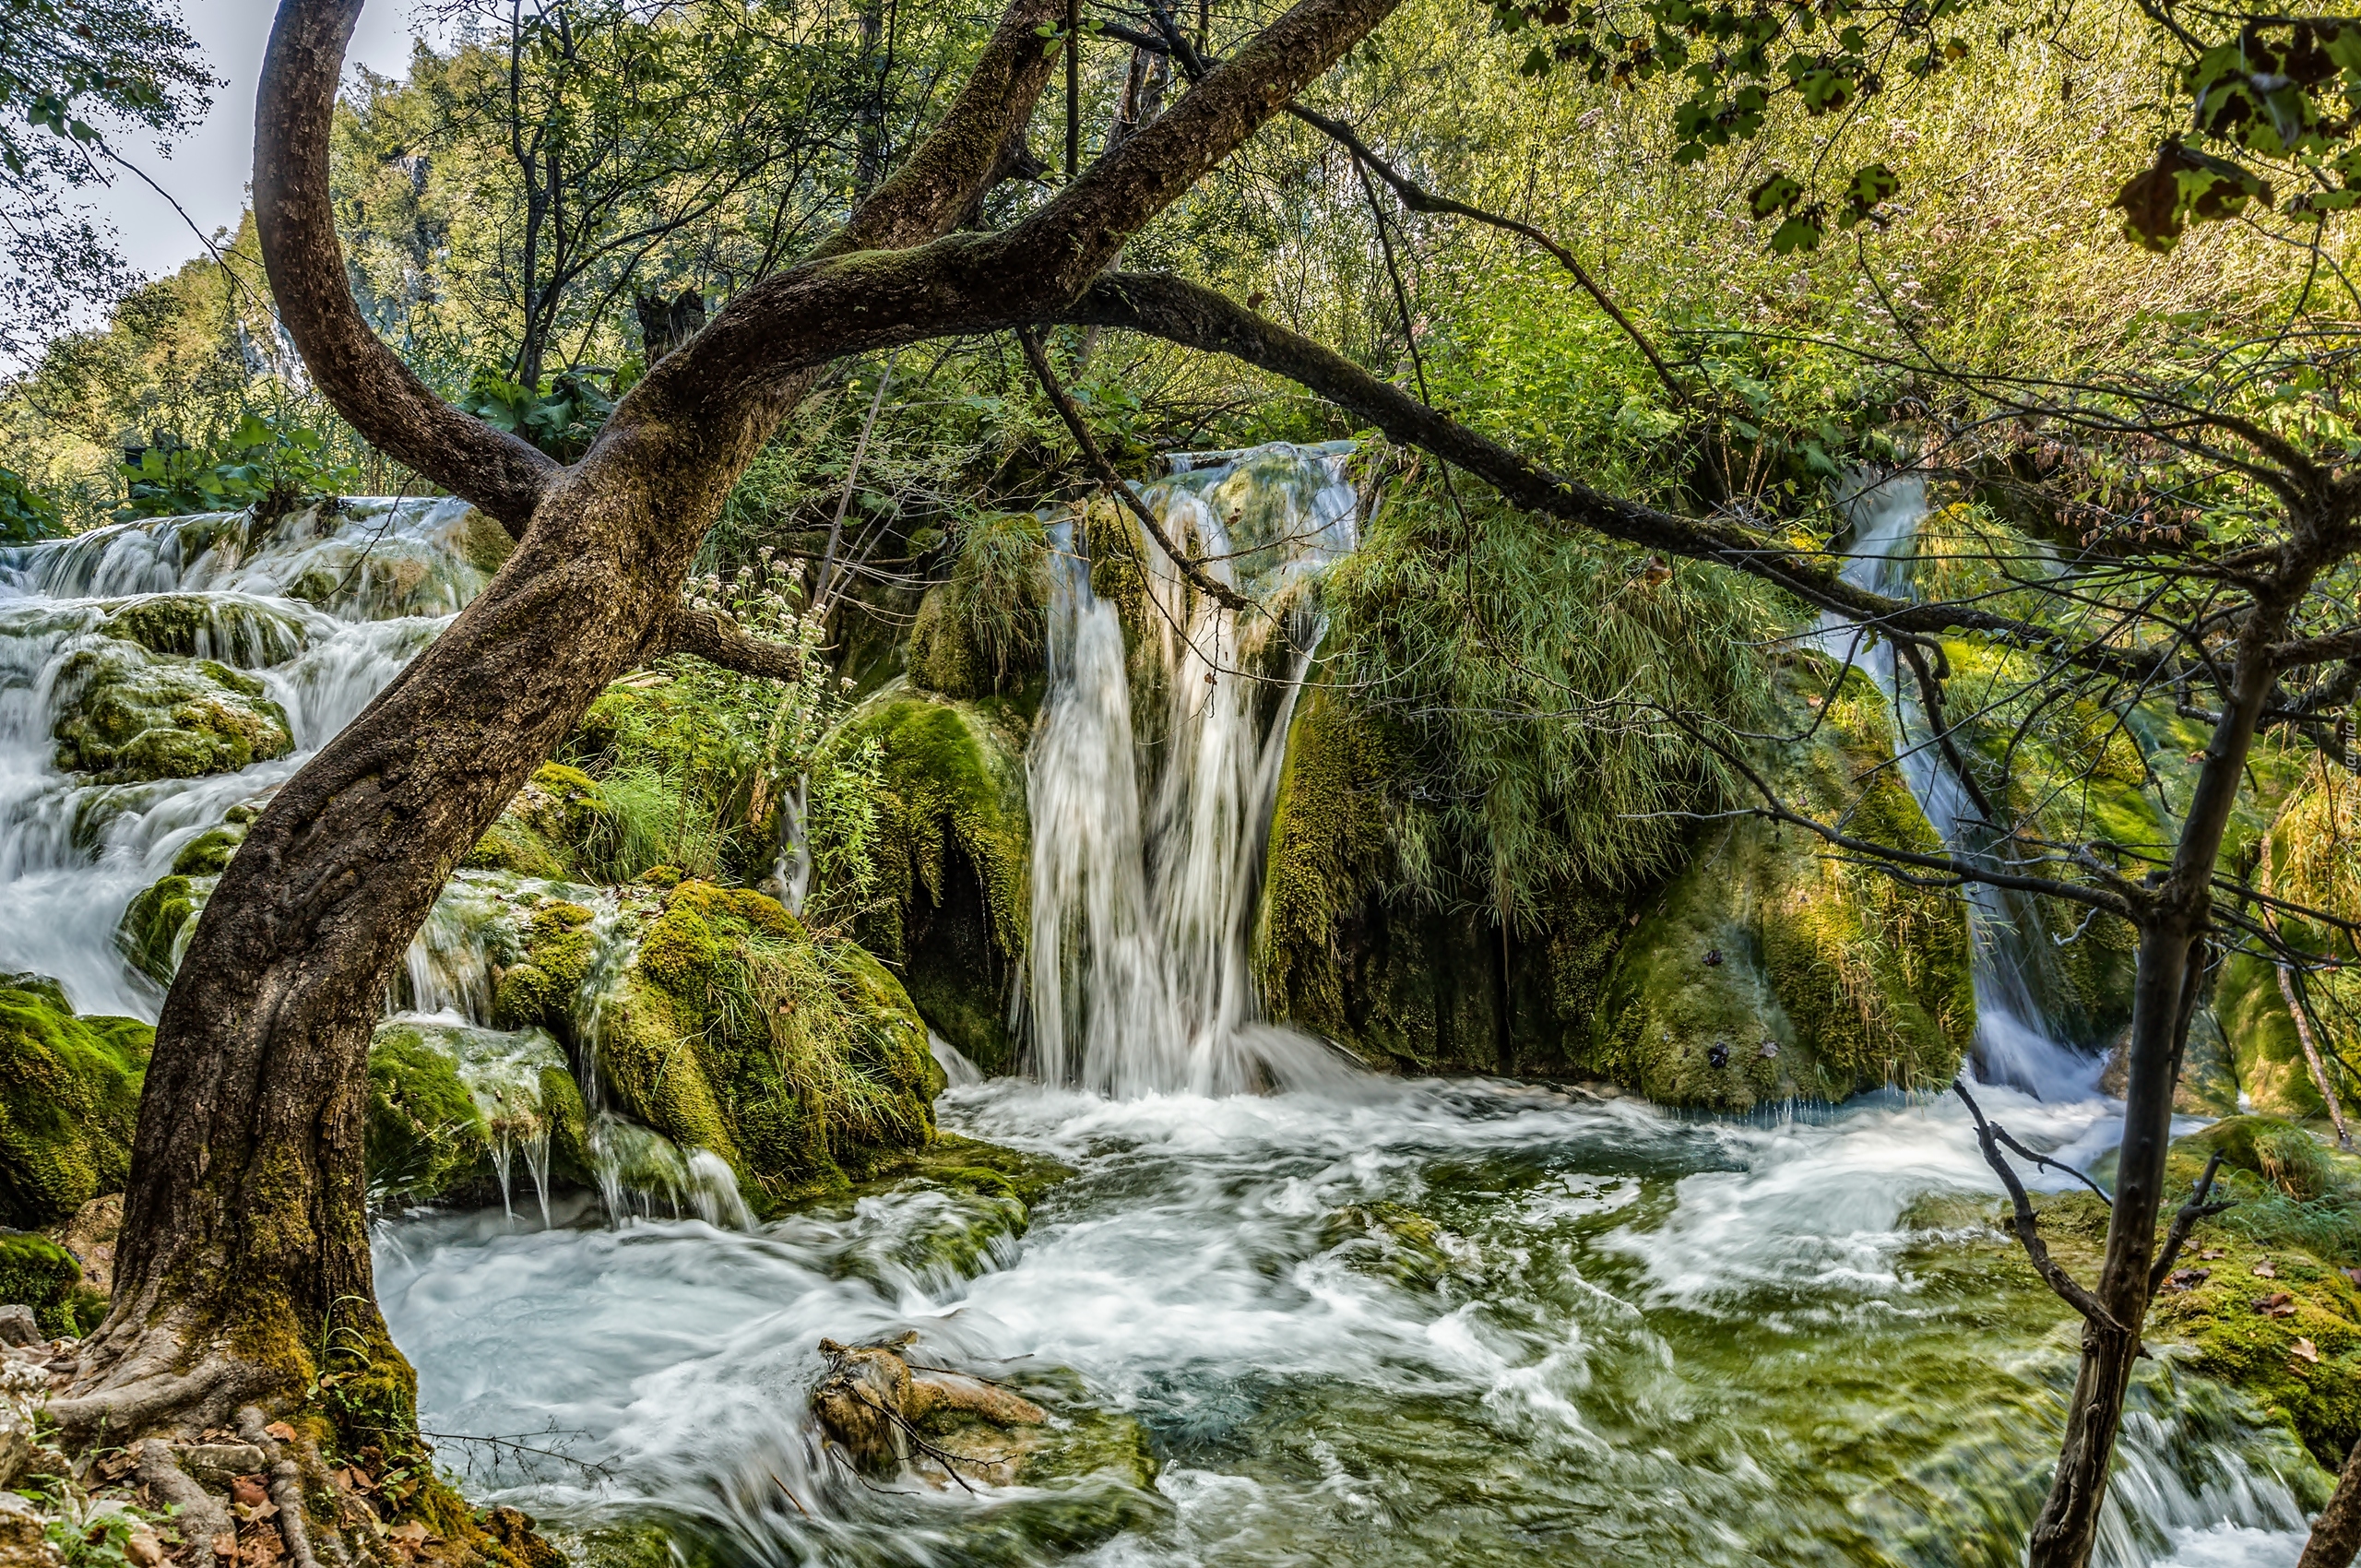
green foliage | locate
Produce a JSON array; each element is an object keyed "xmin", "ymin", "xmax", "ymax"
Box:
[
  {"xmin": 0, "ymin": 975, "xmax": 150, "ymax": 1230},
  {"xmin": 907, "ymin": 511, "xmax": 1053, "ymax": 698},
  {"xmin": 0, "ymin": 466, "xmax": 62, "ymax": 544},
  {"xmin": 115, "ymin": 411, "xmax": 362, "ymax": 522},
  {"xmin": 1317, "ymin": 454, "xmax": 1781, "ymax": 921},
  {"xmin": 0, "ymin": 0, "xmax": 211, "ymax": 365},
  {"xmin": 460, "ymin": 369, "xmax": 615, "ymax": 462}
]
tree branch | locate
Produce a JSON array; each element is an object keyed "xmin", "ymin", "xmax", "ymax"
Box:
[
  {"xmin": 1055, "ymin": 272, "xmax": 2172, "ymax": 687},
  {"xmin": 2148, "ymin": 1149, "xmax": 2232, "ymax": 1293},
  {"xmin": 1017, "ymin": 327, "xmax": 1250, "ymax": 610},
  {"xmin": 1953, "ymin": 1083, "xmax": 2128, "ymax": 1333},
  {"xmin": 656, "ymin": 605, "xmax": 808, "ymax": 681},
  {"xmin": 255, "ymin": 0, "xmax": 560, "ymax": 538}
]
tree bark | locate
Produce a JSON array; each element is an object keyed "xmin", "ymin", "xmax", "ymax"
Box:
[{"xmin": 2303, "ymin": 1440, "xmax": 2361, "ymax": 1568}]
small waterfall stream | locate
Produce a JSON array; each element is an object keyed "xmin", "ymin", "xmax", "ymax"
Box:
[
  {"xmin": 1830, "ymin": 476, "xmax": 2101, "ymax": 1099},
  {"xmin": 1023, "ymin": 443, "xmax": 1361, "ymax": 1096}
]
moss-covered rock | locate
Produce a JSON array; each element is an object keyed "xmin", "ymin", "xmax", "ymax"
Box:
[
  {"xmin": 49, "ymin": 639, "xmax": 293, "ymax": 781},
  {"xmin": 99, "ymin": 593, "xmax": 308, "ymax": 666},
  {"xmin": 823, "ymin": 687, "xmax": 1030, "ymax": 1074},
  {"xmin": 365, "ymin": 1017, "xmax": 589, "ymax": 1209},
  {"xmin": 493, "ymin": 880, "xmax": 937, "ymax": 1210},
  {"xmin": 461, "ymin": 763, "xmax": 614, "ymax": 881},
  {"xmin": 0, "ymin": 976, "xmax": 150, "ymax": 1230},
  {"xmin": 0, "ymin": 1231, "xmax": 89, "ymax": 1339}
]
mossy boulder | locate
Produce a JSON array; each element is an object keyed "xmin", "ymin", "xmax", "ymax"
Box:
[
  {"xmin": 0, "ymin": 1231, "xmax": 95, "ymax": 1339},
  {"xmin": 496, "ymin": 880, "xmax": 937, "ymax": 1210},
  {"xmin": 905, "ymin": 511, "xmax": 1051, "ymax": 701},
  {"xmin": 365, "ymin": 1017, "xmax": 589, "ymax": 1209},
  {"xmin": 99, "ymin": 593, "xmax": 308, "ymax": 666},
  {"xmin": 1585, "ymin": 660, "xmax": 1973, "ymax": 1108},
  {"xmin": 823, "ymin": 687, "xmax": 1030, "ymax": 1074},
  {"xmin": 50, "ymin": 640, "xmax": 293, "ymax": 781},
  {"xmin": 0, "ymin": 976, "xmax": 151, "ymax": 1230},
  {"xmin": 2215, "ymin": 949, "xmax": 2339, "ymax": 1121},
  {"xmin": 462, "ymin": 762, "xmax": 614, "ymax": 881}
]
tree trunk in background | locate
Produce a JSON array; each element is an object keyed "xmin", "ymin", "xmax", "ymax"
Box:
[{"xmin": 635, "ymin": 287, "xmax": 708, "ymax": 365}]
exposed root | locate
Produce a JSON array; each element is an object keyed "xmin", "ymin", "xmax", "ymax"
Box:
[
  {"xmin": 51, "ymin": 1308, "xmax": 280, "ymax": 1444},
  {"xmin": 132, "ymin": 1439, "xmax": 231, "ymax": 1568},
  {"xmin": 241, "ymin": 1406, "xmax": 340, "ymax": 1568}
]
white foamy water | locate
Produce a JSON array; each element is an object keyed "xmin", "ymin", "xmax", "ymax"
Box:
[
  {"xmin": 379, "ymin": 1077, "xmax": 2317, "ymax": 1568},
  {"xmin": 1023, "ymin": 444, "xmax": 1361, "ymax": 1097},
  {"xmin": 0, "ymin": 498, "xmax": 484, "ymax": 1016}
]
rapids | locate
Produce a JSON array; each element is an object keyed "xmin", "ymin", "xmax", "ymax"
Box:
[
  {"xmin": 0, "ymin": 458, "xmax": 2325, "ymax": 1565},
  {"xmin": 380, "ymin": 1079, "xmax": 2316, "ymax": 1568}
]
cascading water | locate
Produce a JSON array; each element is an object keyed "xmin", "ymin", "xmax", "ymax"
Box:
[
  {"xmin": 0, "ymin": 498, "xmax": 738, "ymax": 1223},
  {"xmin": 1023, "ymin": 442, "xmax": 1362, "ymax": 1096},
  {"xmin": 0, "ymin": 498, "xmax": 483, "ymax": 1016},
  {"xmin": 1828, "ymin": 475, "xmax": 2101, "ymax": 1099},
  {"xmin": 6, "ymin": 480, "xmax": 2319, "ymax": 1567}
]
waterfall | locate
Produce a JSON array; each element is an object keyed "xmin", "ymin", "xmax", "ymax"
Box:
[
  {"xmin": 1022, "ymin": 443, "xmax": 1363, "ymax": 1096},
  {"xmin": 0, "ymin": 498, "xmax": 485, "ymax": 1017},
  {"xmin": 1830, "ymin": 476, "xmax": 2099, "ymax": 1099}
]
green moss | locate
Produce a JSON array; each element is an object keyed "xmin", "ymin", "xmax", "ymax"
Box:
[
  {"xmin": 365, "ymin": 1019, "xmax": 591, "ymax": 1207},
  {"xmin": 1588, "ymin": 663, "xmax": 1972, "ymax": 1108},
  {"xmin": 170, "ymin": 807, "xmax": 255, "ymax": 877},
  {"xmin": 2218, "ymin": 950, "xmax": 2329, "ymax": 1119},
  {"xmin": 0, "ymin": 1231, "xmax": 83, "ymax": 1337},
  {"xmin": 117, "ymin": 872, "xmax": 214, "ymax": 986},
  {"xmin": 857, "ymin": 1131, "xmax": 1077, "ymax": 1208},
  {"xmin": 823, "ymin": 688, "xmax": 1029, "ymax": 1073},
  {"xmin": 907, "ymin": 513, "xmax": 1051, "ymax": 700},
  {"xmin": 463, "ymin": 763, "xmax": 616, "ymax": 881},
  {"xmin": 101, "ymin": 593, "xmax": 307, "ymax": 665},
  {"xmin": 1260, "ymin": 683, "xmax": 1397, "ymax": 1038},
  {"xmin": 366, "ymin": 1030, "xmax": 490, "ymax": 1207},
  {"xmin": 49, "ymin": 641, "xmax": 293, "ymax": 781},
  {"xmin": 0, "ymin": 976, "xmax": 151, "ymax": 1229}
]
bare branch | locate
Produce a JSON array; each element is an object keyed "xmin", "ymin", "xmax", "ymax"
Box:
[
  {"xmin": 2147, "ymin": 1150, "xmax": 2232, "ymax": 1293},
  {"xmin": 1953, "ymin": 1083, "xmax": 2127, "ymax": 1332},
  {"xmin": 1017, "ymin": 327, "xmax": 1249, "ymax": 611}
]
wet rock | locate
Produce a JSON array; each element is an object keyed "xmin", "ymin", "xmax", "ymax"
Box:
[
  {"xmin": 1320, "ymin": 1201, "xmax": 1465, "ymax": 1289},
  {"xmin": 365, "ymin": 1018, "xmax": 587, "ymax": 1211},
  {"xmin": 460, "ymin": 763, "xmax": 613, "ymax": 881},
  {"xmin": 98, "ymin": 594, "xmax": 308, "ymax": 667},
  {"xmin": 49, "ymin": 640, "xmax": 291, "ymax": 782},
  {"xmin": 813, "ymin": 1336, "xmax": 1099, "ymax": 1489},
  {"xmin": 0, "ymin": 979, "xmax": 150, "ymax": 1234}
]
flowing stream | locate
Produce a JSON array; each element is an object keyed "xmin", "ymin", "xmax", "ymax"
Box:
[{"xmin": 0, "ymin": 465, "xmax": 2323, "ymax": 1566}]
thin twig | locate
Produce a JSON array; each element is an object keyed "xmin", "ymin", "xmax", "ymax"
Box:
[
  {"xmin": 1953, "ymin": 1082, "xmax": 2126, "ymax": 1332},
  {"xmin": 1014, "ymin": 327, "xmax": 1249, "ymax": 611},
  {"xmin": 2149, "ymin": 1150, "xmax": 2235, "ymax": 1293}
]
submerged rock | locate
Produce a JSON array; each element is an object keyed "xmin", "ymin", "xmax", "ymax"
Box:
[
  {"xmin": 0, "ymin": 976, "xmax": 150, "ymax": 1230},
  {"xmin": 822, "ymin": 688, "xmax": 1029, "ymax": 1075},
  {"xmin": 97, "ymin": 593, "xmax": 309, "ymax": 667},
  {"xmin": 49, "ymin": 640, "xmax": 292, "ymax": 782},
  {"xmin": 811, "ymin": 1335, "xmax": 1157, "ymax": 1499}
]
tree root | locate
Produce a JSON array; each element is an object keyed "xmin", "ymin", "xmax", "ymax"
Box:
[
  {"xmin": 241, "ymin": 1407, "xmax": 341, "ymax": 1568},
  {"xmin": 132, "ymin": 1440, "xmax": 231, "ymax": 1568}
]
